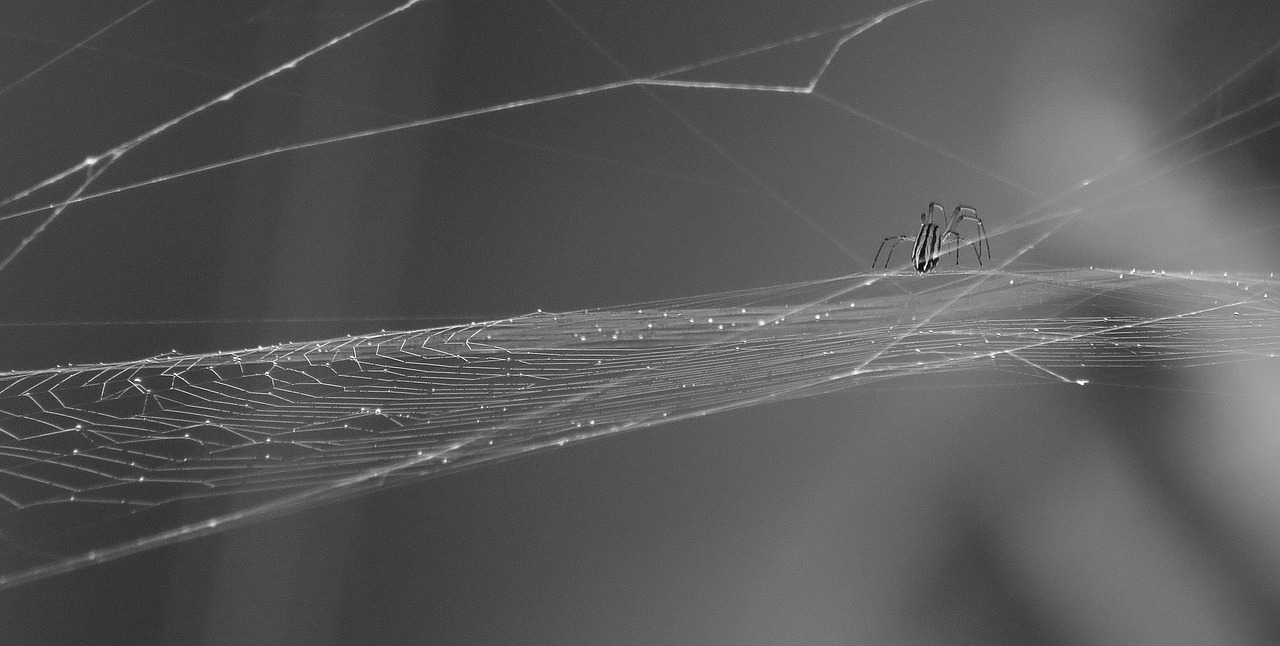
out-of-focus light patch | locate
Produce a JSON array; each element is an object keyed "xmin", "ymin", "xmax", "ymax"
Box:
[
  {"xmin": 1171, "ymin": 173, "xmax": 1280, "ymax": 273},
  {"xmin": 1006, "ymin": 88, "xmax": 1143, "ymax": 192},
  {"xmin": 1077, "ymin": 173, "xmax": 1229, "ymax": 269},
  {"xmin": 995, "ymin": 2, "xmax": 1259, "ymax": 272},
  {"xmin": 997, "ymin": 428, "xmax": 1265, "ymax": 645},
  {"xmin": 1188, "ymin": 360, "xmax": 1280, "ymax": 602},
  {"xmin": 1000, "ymin": 8, "xmax": 1149, "ymax": 188}
]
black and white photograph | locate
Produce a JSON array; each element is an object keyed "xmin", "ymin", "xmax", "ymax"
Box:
[{"xmin": 2, "ymin": 1, "xmax": 1280, "ymax": 644}]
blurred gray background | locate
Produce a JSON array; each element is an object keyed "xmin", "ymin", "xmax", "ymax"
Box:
[{"xmin": 2, "ymin": 0, "xmax": 1280, "ymax": 644}]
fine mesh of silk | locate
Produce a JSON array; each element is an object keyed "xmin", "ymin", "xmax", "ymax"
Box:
[{"xmin": 2, "ymin": 267, "xmax": 1278, "ymax": 586}]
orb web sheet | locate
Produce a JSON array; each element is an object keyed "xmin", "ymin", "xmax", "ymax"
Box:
[{"xmin": 3, "ymin": 268, "xmax": 1279, "ymax": 585}]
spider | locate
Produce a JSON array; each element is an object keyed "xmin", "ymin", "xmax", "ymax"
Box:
[{"xmin": 873, "ymin": 202, "xmax": 990, "ymax": 273}]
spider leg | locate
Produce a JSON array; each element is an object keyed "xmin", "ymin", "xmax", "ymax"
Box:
[
  {"xmin": 874, "ymin": 235, "xmax": 914, "ymax": 268},
  {"xmin": 947, "ymin": 231, "xmax": 972, "ymax": 264},
  {"xmin": 943, "ymin": 231, "xmax": 964, "ymax": 265},
  {"xmin": 951, "ymin": 205, "xmax": 990, "ymax": 262},
  {"xmin": 926, "ymin": 202, "xmax": 945, "ymax": 225}
]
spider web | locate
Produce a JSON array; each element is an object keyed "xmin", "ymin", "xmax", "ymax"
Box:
[{"xmin": 0, "ymin": 0, "xmax": 1278, "ymax": 597}]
